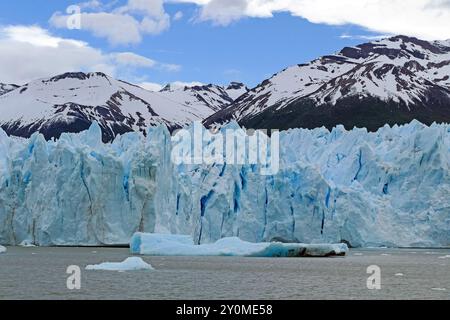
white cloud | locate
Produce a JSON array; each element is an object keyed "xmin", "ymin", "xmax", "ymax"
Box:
[
  {"xmin": 139, "ymin": 81, "xmax": 164, "ymax": 91},
  {"xmin": 140, "ymin": 15, "xmax": 171, "ymax": 35},
  {"xmin": 79, "ymin": 0, "xmax": 103, "ymax": 10},
  {"xmin": 113, "ymin": 52, "xmax": 156, "ymax": 68},
  {"xmin": 50, "ymin": 12, "xmax": 143, "ymax": 45},
  {"xmin": 173, "ymin": 0, "xmax": 450, "ymax": 40},
  {"xmin": 0, "ymin": 25, "xmax": 110, "ymax": 84},
  {"xmin": 198, "ymin": 0, "xmax": 248, "ymax": 25},
  {"xmin": 339, "ymin": 34, "xmax": 391, "ymax": 41},
  {"xmin": 0, "ymin": 25, "xmax": 179, "ymax": 85},
  {"xmin": 50, "ymin": 0, "xmax": 171, "ymax": 45},
  {"xmin": 160, "ymin": 63, "xmax": 182, "ymax": 72},
  {"xmin": 124, "ymin": 0, "xmax": 167, "ymax": 16},
  {"xmin": 173, "ymin": 11, "xmax": 184, "ymax": 21},
  {"xmin": 1, "ymin": 25, "xmax": 85, "ymax": 48}
]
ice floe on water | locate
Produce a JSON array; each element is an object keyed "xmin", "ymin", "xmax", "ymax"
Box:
[
  {"xmin": 130, "ymin": 233, "xmax": 348, "ymax": 257},
  {"xmin": 85, "ymin": 257, "xmax": 154, "ymax": 271},
  {"xmin": 0, "ymin": 245, "xmax": 6, "ymax": 253},
  {"xmin": 431, "ymin": 287, "xmax": 447, "ymax": 291}
]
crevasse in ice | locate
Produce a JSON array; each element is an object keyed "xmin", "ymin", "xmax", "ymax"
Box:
[{"xmin": 0, "ymin": 120, "xmax": 449, "ymax": 247}]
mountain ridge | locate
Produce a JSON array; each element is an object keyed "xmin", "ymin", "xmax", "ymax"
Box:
[
  {"xmin": 0, "ymin": 83, "xmax": 19, "ymax": 96},
  {"xmin": 204, "ymin": 35, "xmax": 450, "ymax": 131},
  {"xmin": 1, "ymin": 35, "xmax": 450, "ymax": 141},
  {"xmin": 0, "ymin": 72, "xmax": 248, "ymax": 142}
]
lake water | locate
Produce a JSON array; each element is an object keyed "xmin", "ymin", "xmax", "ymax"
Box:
[{"xmin": 0, "ymin": 247, "xmax": 449, "ymax": 300}]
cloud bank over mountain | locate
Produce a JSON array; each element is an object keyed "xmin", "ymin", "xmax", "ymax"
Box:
[
  {"xmin": 0, "ymin": 25, "xmax": 179, "ymax": 85},
  {"xmin": 175, "ymin": 0, "xmax": 450, "ymax": 40}
]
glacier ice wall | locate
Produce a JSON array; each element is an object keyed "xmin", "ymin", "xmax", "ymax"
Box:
[
  {"xmin": 0, "ymin": 123, "xmax": 175, "ymax": 246},
  {"xmin": 0, "ymin": 120, "xmax": 449, "ymax": 247}
]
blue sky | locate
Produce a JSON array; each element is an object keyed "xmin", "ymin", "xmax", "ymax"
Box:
[{"xmin": 0, "ymin": 0, "xmax": 448, "ymax": 88}]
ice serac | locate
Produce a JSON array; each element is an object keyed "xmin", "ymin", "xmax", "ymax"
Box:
[
  {"xmin": 130, "ymin": 233, "xmax": 348, "ymax": 257},
  {"xmin": 0, "ymin": 121, "xmax": 449, "ymax": 248},
  {"xmin": 0, "ymin": 122, "xmax": 172, "ymax": 246}
]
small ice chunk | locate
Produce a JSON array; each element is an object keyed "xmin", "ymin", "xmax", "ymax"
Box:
[
  {"xmin": 19, "ymin": 240, "xmax": 36, "ymax": 247},
  {"xmin": 130, "ymin": 233, "xmax": 348, "ymax": 257},
  {"xmin": 431, "ymin": 288, "xmax": 447, "ymax": 291},
  {"xmin": 85, "ymin": 257, "xmax": 154, "ymax": 271},
  {"xmin": 395, "ymin": 273, "xmax": 404, "ymax": 276},
  {"xmin": 0, "ymin": 245, "xmax": 6, "ymax": 254},
  {"xmin": 438, "ymin": 255, "xmax": 450, "ymax": 259}
]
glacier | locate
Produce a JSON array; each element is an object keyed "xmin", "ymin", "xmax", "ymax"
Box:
[
  {"xmin": 130, "ymin": 233, "xmax": 348, "ymax": 257},
  {"xmin": 0, "ymin": 120, "xmax": 449, "ymax": 248}
]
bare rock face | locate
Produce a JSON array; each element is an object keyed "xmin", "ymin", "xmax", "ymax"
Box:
[{"xmin": 0, "ymin": 83, "xmax": 18, "ymax": 96}]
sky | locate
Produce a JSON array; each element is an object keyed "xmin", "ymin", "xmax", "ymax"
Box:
[{"xmin": 0, "ymin": 0, "xmax": 449, "ymax": 89}]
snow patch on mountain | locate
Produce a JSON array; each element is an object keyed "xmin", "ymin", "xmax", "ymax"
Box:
[
  {"xmin": 158, "ymin": 82, "xmax": 235, "ymax": 112},
  {"xmin": 225, "ymin": 82, "xmax": 248, "ymax": 100}
]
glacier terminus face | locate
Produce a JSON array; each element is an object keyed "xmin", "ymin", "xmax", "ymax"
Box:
[{"xmin": 0, "ymin": 120, "xmax": 449, "ymax": 248}]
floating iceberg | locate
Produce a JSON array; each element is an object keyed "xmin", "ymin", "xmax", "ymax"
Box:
[
  {"xmin": 0, "ymin": 121, "xmax": 449, "ymax": 248},
  {"xmin": 85, "ymin": 257, "xmax": 154, "ymax": 271},
  {"xmin": 130, "ymin": 233, "xmax": 348, "ymax": 257},
  {"xmin": 0, "ymin": 245, "xmax": 6, "ymax": 253}
]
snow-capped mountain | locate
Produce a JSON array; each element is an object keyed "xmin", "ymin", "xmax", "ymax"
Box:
[
  {"xmin": 0, "ymin": 72, "xmax": 242, "ymax": 142},
  {"xmin": 0, "ymin": 83, "xmax": 18, "ymax": 96},
  {"xmin": 205, "ymin": 36, "xmax": 450, "ymax": 131},
  {"xmin": 159, "ymin": 82, "xmax": 239, "ymax": 112}
]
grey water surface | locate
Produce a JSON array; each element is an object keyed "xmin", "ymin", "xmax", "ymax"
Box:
[{"xmin": 0, "ymin": 247, "xmax": 449, "ymax": 300}]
